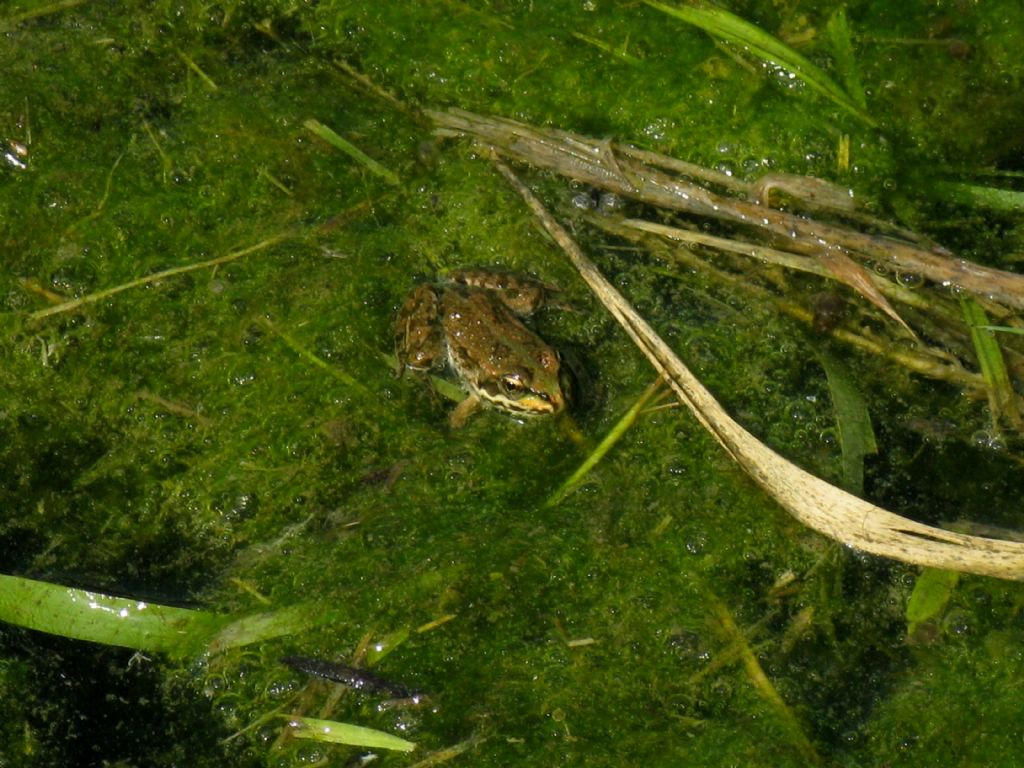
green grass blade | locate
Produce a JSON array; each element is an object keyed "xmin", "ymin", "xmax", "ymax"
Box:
[
  {"xmin": 961, "ymin": 297, "xmax": 1021, "ymax": 430},
  {"xmin": 285, "ymin": 715, "xmax": 416, "ymax": 752},
  {"xmin": 815, "ymin": 349, "xmax": 877, "ymax": 495},
  {"xmin": 906, "ymin": 567, "xmax": 959, "ymax": 637},
  {"xmin": 546, "ymin": 377, "xmax": 664, "ymax": 507},
  {"xmin": 977, "ymin": 325, "xmax": 1024, "ymax": 336},
  {"xmin": 934, "ymin": 181, "xmax": 1024, "ymax": 214},
  {"xmin": 207, "ymin": 603, "xmax": 319, "ymax": 653},
  {"xmin": 260, "ymin": 318, "xmax": 364, "ymax": 390},
  {"xmin": 365, "ymin": 625, "xmax": 411, "ymax": 665},
  {"xmin": 304, "ymin": 119, "xmax": 400, "ymax": 186},
  {"xmin": 1, "ymin": 0, "xmax": 88, "ymax": 27},
  {"xmin": 824, "ymin": 8, "xmax": 866, "ymax": 109},
  {"xmin": 571, "ymin": 32, "xmax": 643, "ymax": 65},
  {"xmin": 0, "ymin": 574, "xmax": 328, "ymax": 658},
  {"xmin": 177, "ymin": 50, "xmax": 219, "ymax": 91},
  {"xmin": 0, "ymin": 574, "xmax": 225, "ymax": 657},
  {"xmin": 643, "ymin": 1, "xmax": 876, "ymax": 126},
  {"xmin": 29, "ymin": 234, "xmax": 292, "ymax": 321}
]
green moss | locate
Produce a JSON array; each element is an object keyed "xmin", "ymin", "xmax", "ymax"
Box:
[{"xmin": 2, "ymin": 0, "xmax": 1024, "ymax": 765}]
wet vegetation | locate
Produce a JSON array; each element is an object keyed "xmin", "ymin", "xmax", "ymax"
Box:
[{"xmin": 3, "ymin": 0, "xmax": 1024, "ymax": 765}]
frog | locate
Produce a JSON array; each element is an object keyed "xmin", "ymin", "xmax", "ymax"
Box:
[{"xmin": 394, "ymin": 268, "xmax": 571, "ymax": 426}]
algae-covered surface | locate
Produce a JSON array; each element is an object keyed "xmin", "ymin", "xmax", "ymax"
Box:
[{"xmin": 3, "ymin": 1, "xmax": 1024, "ymax": 765}]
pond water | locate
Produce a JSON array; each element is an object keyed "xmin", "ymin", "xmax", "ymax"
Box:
[{"xmin": 2, "ymin": 1, "xmax": 1024, "ymax": 765}]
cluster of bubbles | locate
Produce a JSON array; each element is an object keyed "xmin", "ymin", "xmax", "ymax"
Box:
[{"xmin": 571, "ymin": 188, "xmax": 625, "ymax": 215}]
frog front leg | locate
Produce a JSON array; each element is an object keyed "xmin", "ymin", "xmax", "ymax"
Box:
[{"xmin": 448, "ymin": 392, "xmax": 482, "ymax": 429}]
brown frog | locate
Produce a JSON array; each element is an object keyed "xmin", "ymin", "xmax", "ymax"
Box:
[{"xmin": 394, "ymin": 269, "xmax": 571, "ymax": 426}]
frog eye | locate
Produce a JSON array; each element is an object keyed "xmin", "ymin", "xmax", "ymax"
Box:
[{"xmin": 499, "ymin": 370, "xmax": 531, "ymax": 398}]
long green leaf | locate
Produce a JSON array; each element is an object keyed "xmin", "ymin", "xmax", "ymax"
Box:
[
  {"xmin": 961, "ymin": 297, "xmax": 1021, "ymax": 429},
  {"xmin": 1, "ymin": 0, "xmax": 88, "ymax": 26},
  {"xmin": 815, "ymin": 349, "xmax": 877, "ymax": 495},
  {"xmin": 935, "ymin": 181, "xmax": 1024, "ymax": 214},
  {"xmin": 207, "ymin": 603, "xmax": 320, "ymax": 653},
  {"xmin": 906, "ymin": 567, "xmax": 959, "ymax": 637},
  {"xmin": 546, "ymin": 377, "xmax": 664, "ymax": 507},
  {"xmin": 285, "ymin": 715, "xmax": 416, "ymax": 752},
  {"xmin": 643, "ymin": 1, "xmax": 875, "ymax": 126},
  {"xmin": 304, "ymin": 119, "xmax": 400, "ymax": 186},
  {"xmin": 572, "ymin": 32, "xmax": 643, "ymax": 65},
  {"xmin": 0, "ymin": 574, "xmax": 224, "ymax": 657},
  {"xmin": 978, "ymin": 325, "xmax": 1024, "ymax": 336},
  {"xmin": 824, "ymin": 8, "xmax": 867, "ymax": 109},
  {"xmin": 0, "ymin": 574, "xmax": 322, "ymax": 658}
]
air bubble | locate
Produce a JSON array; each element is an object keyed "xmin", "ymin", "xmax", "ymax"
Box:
[
  {"xmin": 598, "ymin": 193, "xmax": 624, "ymax": 213},
  {"xmin": 572, "ymin": 192, "xmax": 596, "ymax": 210},
  {"xmin": 896, "ymin": 271, "xmax": 924, "ymax": 288},
  {"xmin": 970, "ymin": 430, "xmax": 1007, "ymax": 452}
]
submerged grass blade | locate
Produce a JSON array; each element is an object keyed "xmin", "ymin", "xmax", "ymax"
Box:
[
  {"xmin": 260, "ymin": 318, "xmax": 363, "ymax": 390},
  {"xmin": 935, "ymin": 181, "xmax": 1024, "ymax": 214},
  {"xmin": 207, "ymin": 603, "xmax": 319, "ymax": 654},
  {"xmin": 2, "ymin": 0, "xmax": 88, "ymax": 26},
  {"xmin": 643, "ymin": 0, "xmax": 875, "ymax": 126},
  {"xmin": 978, "ymin": 325, "xmax": 1024, "ymax": 336},
  {"xmin": 710, "ymin": 596, "xmax": 821, "ymax": 764},
  {"xmin": 905, "ymin": 567, "xmax": 959, "ymax": 637},
  {"xmin": 285, "ymin": 715, "xmax": 416, "ymax": 752},
  {"xmin": 824, "ymin": 8, "xmax": 867, "ymax": 109},
  {"xmin": 304, "ymin": 119, "xmax": 400, "ymax": 186},
  {"xmin": 815, "ymin": 349, "xmax": 877, "ymax": 495},
  {"xmin": 546, "ymin": 376, "xmax": 665, "ymax": 507},
  {"xmin": 405, "ymin": 733, "xmax": 486, "ymax": 767},
  {"xmin": 571, "ymin": 32, "xmax": 643, "ymax": 65},
  {"xmin": 0, "ymin": 574, "xmax": 224, "ymax": 657},
  {"xmin": 177, "ymin": 50, "xmax": 218, "ymax": 91},
  {"xmin": 961, "ymin": 297, "xmax": 1021, "ymax": 430},
  {"xmin": 0, "ymin": 574, "xmax": 324, "ymax": 658},
  {"xmin": 28, "ymin": 233, "xmax": 293, "ymax": 320},
  {"xmin": 365, "ymin": 626, "xmax": 411, "ymax": 665}
]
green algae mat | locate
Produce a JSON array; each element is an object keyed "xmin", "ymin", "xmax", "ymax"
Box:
[{"xmin": 3, "ymin": 1, "xmax": 1024, "ymax": 766}]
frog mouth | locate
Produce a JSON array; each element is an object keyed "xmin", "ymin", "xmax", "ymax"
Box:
[{"xmin": 478, "ymin": 383, "xmax": 565, "ymax": 416}]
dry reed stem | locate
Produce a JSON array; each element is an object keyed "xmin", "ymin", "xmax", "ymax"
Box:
[{"xmin": 492, "ymin": 156, "xmax": 1024, "ymax": 581}]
